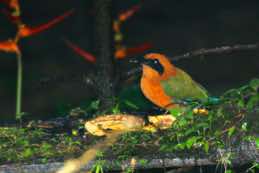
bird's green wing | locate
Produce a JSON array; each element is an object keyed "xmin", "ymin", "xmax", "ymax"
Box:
[{"xmin": 161, "ymin": 67, "xmax": 208, "ymax": 101}]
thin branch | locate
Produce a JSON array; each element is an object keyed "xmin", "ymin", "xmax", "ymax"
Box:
[
  {"xmin": 171, "ymin": 43, "xmax": 259, "ymax": 61},
  {"xmin": 35, "ymin": 43, "xmax": 259, "ymax": 89},
  {"xmin": 121, "ymin": 43, "xmax": 259, "ymax": 81}
]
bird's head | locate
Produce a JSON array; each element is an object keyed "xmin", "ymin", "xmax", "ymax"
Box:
[
  {"xmin": 129, "ymin": 53, "xmax": 175, "ymax": 78},
  {"xmin": 130, "ymin": 53, "xmax": 165, "ymax": 75}
]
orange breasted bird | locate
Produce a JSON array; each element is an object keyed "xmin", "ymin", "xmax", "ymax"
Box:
[{"xmin": 131, "ymin": 53, "xmax": 209, "ymax": 115}]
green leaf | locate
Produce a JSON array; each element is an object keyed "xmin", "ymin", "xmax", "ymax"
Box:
[
  {"xmin": 249, "ymin": 78, "xmax": 259, "ymax": 91},
  {"xmin": 255, "ymin": 138, "xmax": 259, "ymax": 149},
  {"xmin": 139, "ymin": 159, "xmax": 148, "ymax": 166},
  {"xmin": 194, "ymin": 123, "xmax": 209, "ymax": 129},
  {"xmin": 22, "ymin": 148, "xmax": 34, "ymax": 158},
  {"xmin": 95, "ymin": 165, "xmax": 100, "ymax": 173},
  {"xmin": 100, "ymin": 166, "xmax": 104, "ymax": 173},
  {"xmin": 124, "ymin": 100, "xmax": 139, "ymax": 109},
  {"xmin": 237, "ymin": 99, "xmax": 245, "ymax": 108},
  {"xmin": 227, "ymin": 126, "xmax": 235, "ymax": 137},
  {"xmin": 241, "ymin": 122, "xmax": 247, "ymax": 131},
  {"xmin": 96, "ymin": 151, "xmax": 104, "ymax": 158},
  {"xmin": 222, "ymin": 89, "xmax": 240, "ymax": 99},
  {"xmin": 246, "ymin": 95, "xmax": 259, "ymax": 110},
  {"xmin": 186, "ymin": 136, "xmax": 199, "ymax": 149},
  {"xmin": 203, "ymin": 141, "xmax": 209, "ymax": 153},
  {"xmin": 112, "ymin": 104, "xmax": 120, "ymax": 114},
  {"xmin": 184, "ymin": 127, "xmax": 196, "ymax": 136},
  {"xmin": 225, "ymin": 169, "xmax": 233, "ymax": 173},
  {"xmin": 41, "ymin": 142, "xmax": 52, "ymax": 152},
  {"xmin": 174, "ymin": 143, "xmax": 186, "ymax": 150},
  {"xmin": 177, "ymin": 118, "xmax": 188, "ymax": 127},
  {"xmin": 169, "ymin": 107, "xmax": 184, "ymax": 117}
]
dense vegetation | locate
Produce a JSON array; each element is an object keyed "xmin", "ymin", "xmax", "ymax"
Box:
[{"xmin": 0, "ymin": 79, "xmax": 258, "ymax": 173}]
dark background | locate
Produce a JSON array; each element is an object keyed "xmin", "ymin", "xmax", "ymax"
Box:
[{"xmin": 0, "ymin": 0, "xmax": 258, "ymax": 121}]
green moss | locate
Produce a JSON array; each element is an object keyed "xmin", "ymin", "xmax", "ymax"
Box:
[
  {"xmin": 0, "ymin": 78, "xmax": 258, "ymax": 166},
  {"xmin": 0, "ymin": 127, "xmax": 92, "ymax": 164},
  {"xmin": 111, "ymin": 78, "xmax": 259, "ymax": 159}
]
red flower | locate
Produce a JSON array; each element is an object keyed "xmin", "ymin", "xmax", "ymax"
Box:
[
  {"xmin": 64, "ymin": 38, "xmax": 96, "ymax": 63},
  {"xmin": 115, "ymin": 42, "xmax": 153, "ymax": 59},
  {"xmin": 17, "ymin": 9, "xmax": 74, "ymax": 38},
  {"xmin": 118, "ymin": 4, "xmax": 141, "ymax": 22}
]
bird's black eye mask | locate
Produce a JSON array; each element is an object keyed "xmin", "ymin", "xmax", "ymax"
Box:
[
  {"xmin": 129, "ymin": 57, "xmax": 164, "ymax": 75},
  {"xmin": 144, "ymin": 58, "xmax": 164, "ymax": 75}
]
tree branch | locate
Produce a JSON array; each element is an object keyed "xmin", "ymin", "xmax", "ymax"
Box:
[
  {"xmin": 171, "ymin": 43, "xmax": 259, "ymax": 61},
  {"xmin": 121, "ymin": 43, "xmax": 259, "ymax": 82},
  {"xmin": 0, "ymin": 141, "xmax": 257, "ymax": 173},
  {"xmin": 93, "ymin": 0, "xmax": 115, "ymax": 110}
]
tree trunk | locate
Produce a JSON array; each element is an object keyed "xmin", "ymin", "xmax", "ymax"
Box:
[{"xmin": 93, "ymin": 0, "xmax": 115, "ymax": 110}]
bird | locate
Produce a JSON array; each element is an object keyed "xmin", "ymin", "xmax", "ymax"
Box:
[{"xmin": 133, "ymin": 53, "xmax": 209, "ymax": 114}]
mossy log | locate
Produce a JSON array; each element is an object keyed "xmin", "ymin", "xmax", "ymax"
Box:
[{"xmin": 0, "ymin": 141, "xmax": 257, "ymax": 173}]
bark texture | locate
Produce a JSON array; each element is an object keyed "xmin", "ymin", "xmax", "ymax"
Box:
[{"xmin": 93, "ymin": 0, "xmax": 115, "ymax": 110}]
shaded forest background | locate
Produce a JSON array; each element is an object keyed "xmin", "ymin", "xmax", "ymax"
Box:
[{"xmin": 0, "ymin": 0, "xmax": 258, "ymax": 121}]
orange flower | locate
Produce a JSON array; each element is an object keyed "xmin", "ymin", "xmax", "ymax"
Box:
[
  {"xmin": 118, "ymin": 4, "xmax": 141, "ymax": 22},
  {"xmin": 9, "ymin": 0, "xmax": 19, "ymax": 11},
  {"xmin": 0, "ymin": 40, "xmax": 20, "ymax": 54},
  {"xmin": 115, "ymin": 47, "xmax": 127, "ymax": 59},
  {"xmin": 64, "ymin": 38, "xmax": 96, "ymax": 63},
  {"xmin": 17, "ymin": 9, "xmax": 74, "ymax": 38}
]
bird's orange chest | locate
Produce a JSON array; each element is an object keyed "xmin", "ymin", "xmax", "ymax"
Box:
[
  {"xmin": 140, "ymin": 54, "xmax": 177, "ymax": 109},
  {"xmin": 140, "ymin": 77, "xmax": 172, "ymax": 109}
]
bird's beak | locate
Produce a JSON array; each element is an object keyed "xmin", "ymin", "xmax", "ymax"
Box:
[{"xmin": 128, "ymin": 56, "xmax": 144, "ymax": 65}]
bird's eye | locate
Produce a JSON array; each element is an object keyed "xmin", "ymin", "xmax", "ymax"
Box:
[{"xmin": 154, "ymin": 59, "xmax": 159, "ymax": 64}]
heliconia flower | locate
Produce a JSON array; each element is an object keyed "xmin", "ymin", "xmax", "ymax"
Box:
[
  {"xmin": 118, "ymin": 4, "xmax": 141, "ymax": 22},
  {"xmin": 0, "ymin": 40, "xmax": 20, "ymax": 54},
  {"xmin": 63, "ymin": 38, "xmax": 96, "ymax": 63},
  {"xmin": 115, "ymin": 47, "xmax": 127, "ymax": 59},
  {"xmin": 17, "ymin": 9, "xmax": 74, "ymax": 38}
]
